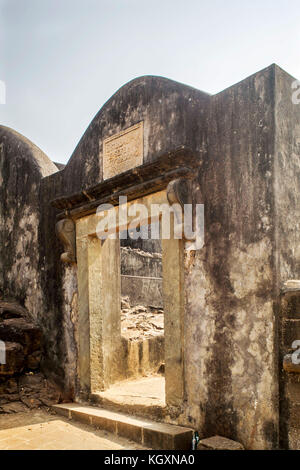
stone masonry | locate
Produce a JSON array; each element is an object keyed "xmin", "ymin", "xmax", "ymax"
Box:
[{"xmin": 1, "ymin": 64, "xmax": 300, "ymax": 449}]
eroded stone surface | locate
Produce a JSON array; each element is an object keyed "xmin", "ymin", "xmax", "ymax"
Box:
[
  {"xmin": 1, "ymin": 66, "xmax": 300, "ymax": 450},
  {"xmin": 0, "ymin": 371, "xmax": 61, "ymax": 414},
  {"xmin": 0, "ymin": 300, "xmax": 60, "ymax": 414},
  {"xmin": 0, "ymin": 301, "xmax": 29, "ymax": 320},
  {"xmin": 0, "ymin": 342, "xmax": 24, "ymax": 376},
  {"xmin": 0, "ymin": 318, "xmax": 41, "ymax": 355},
  {"xmin": 0, "ymin": 302, "xmax": 42, "ymax": 376},
  {"xmin": 198, "ymin": 436, "xmax": 244, "ymax": 451},
  {"xmin": 121, "ymin": 298, "xmax": 164, "ymax": 341}
]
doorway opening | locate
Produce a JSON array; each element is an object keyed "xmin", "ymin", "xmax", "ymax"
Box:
[
  {"xmin": 100, "ymin": 221, "xmax": 165, "ymax": 409},
  {"xmin": 77, "ymin": 189, "xmax": 185, "ymax": 417}
]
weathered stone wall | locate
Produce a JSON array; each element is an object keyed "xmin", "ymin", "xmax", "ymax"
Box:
[
  {"xmin": 0, "ymin": 127, "xmax": 66, "ymax": 404},
  {"xmin": 120, "ymin": 336, "xmax": 164, "ymax": 380},
  {"xmin": 121, "ymin": 248, "xmax": 162, "ymax": 278},
  {"xmin": 38, "ymin": 172, "xmax": 78, "ymax": 397},
  {"xmin": 121, "ymin": 247, "xmax": 163, "ymax": 308},
  {"xmin": 1, "ymin": 66, "xmax": 300, "ymax": 449},
  {"xmin": 0, "ymin": 301, "xmax": 61, "ymax": 413},
  {"xmin": 178, "ymin": 65, "xmax": 300, "ymax": 449},
  {"xmin": 38, "ymin": 75, "xmax": 210, "ymax": 398},
  {"xmin": 120, "ymin": 224, "xmax": 161, "ymax": 253},
  {"xmin": 274, "ymin": 67, "xmax": 300, "ymax": 283},
  {"xmin": 56, "ymin": 68, "xmax": 284, "ymax": 449},
  {"xmin": 121, "ymin": 276, "xmax": 162, "ymax": 309},
  {"xmin": 274, "ymin": 68, "xmax": 300, "ymax": 450},
  {"xmin": 54, "ymin": 76, "xmax": 210, "ymax": 197},
  {"xmin": 182, "ymin": 65, "xmax": 279, "ymax": 449},
  {"xmin": 0, "ymin": 127, "xmax": 77, "ymax": 399},
  {"xmin": 0, "ymin": 126, "xmax": 58, "ymax": 317},
  {"xmin": 279, "ymin": 289, "xmax": 300, "ymax": 450}
]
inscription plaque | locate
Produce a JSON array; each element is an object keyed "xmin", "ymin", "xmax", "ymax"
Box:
[{"xmin": 103, "ymin": 122, "xmax": 144, "ymax": 180}]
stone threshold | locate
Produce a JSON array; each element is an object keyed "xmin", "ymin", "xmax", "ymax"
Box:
[
  {"xmin": 90, "ymin": 392, "xmax": 166, "ymax": 422},
  {"xmin": 52, "ymin": 403, "xmax": 193, "ymax": 450}
]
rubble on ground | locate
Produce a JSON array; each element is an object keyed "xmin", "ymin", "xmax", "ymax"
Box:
[
  {"xmin": 0, "ymin": 300, "xmax": 61, "ymax": 414},
  {"xmin": 121, "ymin": 297, "xmax": 164, "ymax": 341},
  {"xmin": 0, "ymin": 372, "xmax": 61, "ymax": 414}
]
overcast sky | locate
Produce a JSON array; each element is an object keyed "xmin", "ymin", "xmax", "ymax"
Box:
[{"xmin": 1, "ymin": 0, "xmax": 300, "ymax": 163}]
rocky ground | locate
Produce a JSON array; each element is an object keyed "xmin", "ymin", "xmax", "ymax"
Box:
[
  {"xmin": 0, "ymin": 372, "xmax": 61, "ymax": 414},
  {"xmin": 121, "ymin": 297, "xmax": 164, "ymax": 341},
  {"xmin": 0, "ymin": 300, "xmax": 61, "ymax": 414},
  {"xmin": 0, "ymin": 297, "xmax": 165, "ymax": 414}
]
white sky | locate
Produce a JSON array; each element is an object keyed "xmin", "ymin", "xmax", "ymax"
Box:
[{"xmin": 1, "ymin": 0, "xmax": 300, "ymax": 163}]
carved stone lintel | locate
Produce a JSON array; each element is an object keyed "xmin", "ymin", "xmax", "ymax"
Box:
[
  {"xmin": 55, "ymin": 219, "xmax": 76, "ymax": 264},
  {"xmin": 167, "ymin": 178, "xmax": 204, "ymax": 251}
]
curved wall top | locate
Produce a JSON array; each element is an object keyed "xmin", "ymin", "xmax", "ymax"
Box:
[
  {"xmin": 0, "ymin": 126, "xmax": 58, "ymax": 178},
  {"xmin": 58, "ymin": 75, "xmax": 210, "ymax": 196},
  {"xmin": 0, "ymin": 125, "xmax": 58, "ymax": 313}
]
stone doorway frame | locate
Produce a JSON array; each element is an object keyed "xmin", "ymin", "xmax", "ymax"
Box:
[
  {"xmin": 53, "ymin": 148, "xmax": 200, "ymax": 412},
  {"xmin": 75, "ymin": 189, "xmax": 185, "ymax": 408}
]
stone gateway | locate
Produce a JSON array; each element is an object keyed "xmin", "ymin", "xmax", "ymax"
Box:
[{"xmin": 1, "ymin": 64, "xmax": 300, "ymax": 450}]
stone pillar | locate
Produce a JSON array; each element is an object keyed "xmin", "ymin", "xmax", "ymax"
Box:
[
  {"xmin": 76, "ymin": 237, "xmax": 91, "ymax": 396},
  {"xmin": 77, "ymin": 235, "xmax": 121, "ymax": 395},
  {"xmin": 162, "ymin": 212, "xmax": 185, "ymax": 407}
]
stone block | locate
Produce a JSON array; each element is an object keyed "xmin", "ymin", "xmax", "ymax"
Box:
[
  {"xmin": 198, "ymin": 436, "xmax": 244, "ymax": 450},
  {"xmin": 52, "ymin": 405, "xmax": 70, "ymax": 418},
  {"xmin": 92, "ymin": 415, "xmax": 117, "ymax": 434},
  {"xmin": 117, "ymin": 421, "xmax": 142, "ymax": 443},
  {"xmin": 52, "ymin": 403, "xmax": 193, "ymax": 449},
  {"xmin": 143, "ymin": 428, "xmax": 173, "ymax": 449},
  {"xmin": 143, "ymin": 425, "xmax": 193, "ymax": 450},
  {"xmin": 71, "ymin": 409, "xmax": 92, "ymax": 425}
]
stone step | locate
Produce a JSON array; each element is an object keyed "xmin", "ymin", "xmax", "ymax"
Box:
[
  {"xmin": 52, "ymin": 403, "xmax": 193, "ymax": 450},
  {"xmin": 90, "ymin": 391, "xmax": 166, "ymax": 422},
  {"xmin": 90, "ymin": 375, "xmax": 166, "ymax": 422}
]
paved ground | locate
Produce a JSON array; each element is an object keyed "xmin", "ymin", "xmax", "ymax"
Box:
[
  {"xmin": 0, "ymin": 410, "xmax": 148, "ymax": 450},
  {"xmin": 99, "ymin": 375, "xmax": 165, "ymax": 407}
]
